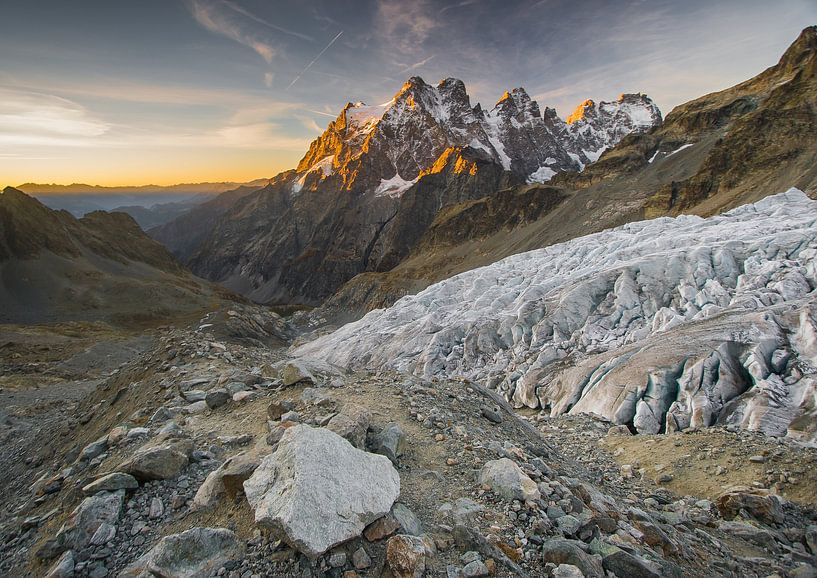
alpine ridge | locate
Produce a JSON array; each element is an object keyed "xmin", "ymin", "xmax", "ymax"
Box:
[{"xmin": 151, "ymin": 78, "xmax": 660, "ymax": 306}]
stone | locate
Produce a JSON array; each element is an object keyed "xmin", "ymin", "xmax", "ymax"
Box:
[
  {"xmin": 281, "ymin": 361, "xmax": 315, "ymax": 386},
  {"xmin": 607, "ymin": 425, "xmax": 632, "ymax": 436},
  {"xmin": 89, "ymin": 522, "xmax": 116, "ymax": 545},
  {"xmin": 452, "ymin": 498, "xmax": 483, "ymax": 525},
  {"xmin": 370, "ymin": 422, "xmax": 405, "ymax": 463},
  {"xmin": 52, "ymin": 491, "xmax": 124, "ymax": 555},
  {"xmin": 185, "ymin": 400, "xmax": 209, "ymax": 414},
  {"xmin": 107, "ymin": 426, "xmax": 128, "ymax": 446},
  {"xmin": 541, "ymin": 539, "xmax": 603, "ymax": 578},
  {"xmin": 148, "ymin": 407, "xmax": 174, "ymax": 425},
  {"xmin": 149, "ymin": 497, "xmax": 164, "ymax": 519},
  {"xmin": 328, "ymin": 552, "xmax": 347, "ymax": 568},
  {"xmin": 364, "ymin": 514, "xmax": 401, "ymax": 542},
  {"xmin": 267, "ymin": 400, "xmax": 295, "ymax": 420},
  {"xmin": 392, "ymin": 503, "xmax": 423, "ymax": 536},
  {"xmin": 205, "ymin": 389, "xmax": 230, "ymax": 409},
  {"xmin": 600, "ymin": 547, "xmax": 661, "ymax": 578},
  {"xmin": 327, "ymin": 404, "xmax": 371, "ymax": 449},
  {"xmin": 553, "ymin": 564, "xmax": 586, "ymax": 578},
  {"xmin": 183, "ymin": 390, "xmax": 207, "ymax": 402},
  {"xmin": 462, "ymin": 559, "xmax": 490, "ymax": 577},
  {"xmin": 45, "ymin": 550, "xmax": 75, "ymax": 578},
  {"xmin": 120, "ymin": 527, "xmax": 244, "ymax": 578},
  {"xmin": 243, "ymin": 424, "xmax": 400, "ymax": 557},
  {"xmin": 82, "ymin": 473, "xmax": 138, "ymax": 495},
  {"xmin": 719, "ymin": 521, "xmax": 779, "ymax": 552},
  {"xmin": 806, "ymin": 525, "xmax": 817, "ymax": 555},
  {"xmin": 79, "ymin": 436, "xmax": 109, "ymax": 462},
  {"xmin": 120, "ymin": 445, "xmax": 189, "ymax": 481},
  {"xmin": 232, "ymin": 390, "xmax": 257, "ymax": 403},
  {"xmin": 478, "ymin": 458, "xmax": 540, "ymax": 502},
  {"xmin": 352, "ymin": 547, "xmax": 372, "ymax": 569},
  {"xmin": 480, "ymin": 405, "xmax": 503, "ymax": 424},
  {"xmin": 716, "ymin": 489, "xmax": 784, "ymax": 525},
  {"xmin": 385, "ymin": 534, "xmax": 435, "ymax": 578},
  {"xmin": 193, "ymin": 452, "xmax": 261, "ymax": 509},
  {"xmin": 281, "ymin": 410, "xmax": 300, "ymax": 423},
  {"xmin": 126, "ymin": 427, "xmax": 150, "ymax": 439}
]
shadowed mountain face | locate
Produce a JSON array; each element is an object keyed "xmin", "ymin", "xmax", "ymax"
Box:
[
  {"xmin": 151, "ymin": 79, "xmax": 660, "ymax": 306},
  {"xmin": 0, "ymin": 187, "xmax": 220, "ymax": 324}
]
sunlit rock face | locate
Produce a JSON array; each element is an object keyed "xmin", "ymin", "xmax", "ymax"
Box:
[
  {"xmin": 565, "ymin": 93, "xmax": 663, "ymax": 168},
  {"xmin": 296, "ymin": 189, "xmax": 817, "ymax": 444},
  {"xmin": 291, "ymin": 77, "xmax": 662, "ymax": 194}
]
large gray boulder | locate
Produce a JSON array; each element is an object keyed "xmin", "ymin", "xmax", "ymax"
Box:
[
  {"xmin": 193, "ymin": 452, "xmax": 262, "ymax": 510},
  {"xmin": 120, "ymin": 527, "xmax": 243, "ymax": 578},
  {"xmin": 52, "ymin": 491, "xmax": 124, "ymax": 555},
  {"xmin": 120, "ymin": 445, "xmax": 189, "ymax": 481},
  {"xmin": 478, "ymin": 458, "xmax": 540, "ymax": 502},
  {"xmin": 243, "ymin": 424, "xmax": 400, "ymax": 557}
]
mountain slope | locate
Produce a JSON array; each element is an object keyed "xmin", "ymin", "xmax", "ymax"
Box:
[
  {"xmin": 154, "ymin": 78, "xmax": 659, "ymax": 306},
  {"xmin": 297, "ymin": 190, "xmax": 817, "ymax": 444},
  {"xmin": 310, "ymin": 26, "xmax": 817, "ymax": 323},
  {"xmin": 0, "ymin": 187, "xmax": 221, "ymax": 324}
]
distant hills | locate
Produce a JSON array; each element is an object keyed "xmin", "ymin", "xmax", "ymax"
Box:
[{"xmin": 16, "ymin": 179, "xmax": 271, "ymax": 195}]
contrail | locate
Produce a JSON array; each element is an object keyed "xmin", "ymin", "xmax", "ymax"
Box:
[
  {"xmin": 287, "ymin": 31, "xmax": 343, "ymax": 90},
  {"xmin": 222, "ymin": 0, "xmax": 314, "ymax": 42}
]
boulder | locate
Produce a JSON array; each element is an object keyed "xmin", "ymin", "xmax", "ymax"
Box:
[
  {"xmin": 716, "ymin": 489, "xmax": 784, "ymax": 525},
  {"xmin": 370, "ymin": 422, "xmax": 405, "ymax": 463},
  {"xmin": 281, "ymin": 361, "xmax": 315, "ymax": 386},
  {"xmin": 51, "ymin": 491, "xmax": 124, "ymax": 556},
  {"xmin": 82, "ymin": 472, "xmax": 139, "ymax": 495},
  {"xmin": 44, "ymin": 550, "xmax": 74, "ymax": 578},
  {"xmin": 385, "ymin": 534, "xmax": 436, "ymax": 578},
  {"xmin": 553, "ymin": 564, "xmax": 585, "ymax": 578},
  {"xmin": 478, "ymin": 458, "xmax": 540, "ymax": 502},
  {"xmin": 541, "ymin": 539, "xmax": 603, "ymax": 578},
  {"xmin": 327, "ymin": 404, "xmax": 371, "ymax": 448},
  {"xmin": 243, "ymin": 424, "xmax": 400, "ymax": 557},
  {"xmin": 78, "ymin": 436, "xmax": 108, "ymax": 462},
  {"xmin": 392, "ymin": 503, "xmax": 423, "ymax": 536},
  {"xmin": 120, "ymin": 527, "xmax": 243, "ymax": 578},
  {"xmin": 267, "ymin": 400, "xmax": 295, "ymax": 420},
  {"xmin": 193, "ymin": 452, "xmax": 262, "ymax": 509},
  {"xmin": 120, "ymin": 445, "xmax": 189, "ymax": 481},
  {"xmin": 205, "ymin": 389, "xmax": 230, "ymax": 409}
]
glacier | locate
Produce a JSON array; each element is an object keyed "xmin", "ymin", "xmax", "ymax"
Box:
[{"xmin": 296, "ymin": 189, "xmax": 817, "ymax": 443}]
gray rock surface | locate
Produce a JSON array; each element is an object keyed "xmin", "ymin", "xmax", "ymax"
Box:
[
  {"xmin": 243, "ymin": 424, "xmax": 400, "ymax": 557},
  {"xmin": 478, "ymin": 458, "xmax": 540, "ymax": 502}
]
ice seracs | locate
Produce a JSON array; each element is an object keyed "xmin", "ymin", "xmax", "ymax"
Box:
[{"xmin": 296, "ymin": 189, "xmax": 817, "ymax": 444}]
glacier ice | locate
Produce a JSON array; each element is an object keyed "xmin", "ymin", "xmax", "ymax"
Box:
[{"xmin": 296, "ymin": 189, "xmax": 817, "ymax": 443}]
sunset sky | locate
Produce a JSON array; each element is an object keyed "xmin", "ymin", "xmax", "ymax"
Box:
[{"xmin": 2, "ymin": 0, "xmax": 815, "ymax": 187}]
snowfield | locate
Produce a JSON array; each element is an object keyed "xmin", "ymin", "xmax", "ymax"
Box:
[{"xmin": 297, "ymin": 190, "xmax": 817, "ymax": 443}]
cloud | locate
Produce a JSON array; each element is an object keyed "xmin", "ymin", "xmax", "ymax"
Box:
[
  {"xmin": 185, "ymin": 0, "xmax": 277, "ymax": 63},
  {"xmin": 264, "ymin": 72, "xmax": 274, "ymax": 87},
  {"xmin": 439, "ymin": 0, "xmax": 478, "ymax": 15},
  {"xmin": 222, "ymin": 0, "xmax": 314, "ymax": 42},
  {"xmin": 398, "ymin": 55, "xmax": 435, "ymax": 75},
  {"xmin": 375, "ymin": 0, "xmax": 437, "ymax": 55},
  {"xmin": 0, "ymin": 88, "xmax": 109, "ymax": 147}
]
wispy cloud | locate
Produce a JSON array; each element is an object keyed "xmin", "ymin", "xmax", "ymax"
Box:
[
  {"xmin": 439, "ymin": 0, "xmax": 478, "ymax": 16},
  {"xmin": 185, "ymin": 0, "xmax": 277, "ymax": 63},
  {"xmin": 375, "ymin": 0, "xmax": 438, "ymax": 56},
  {"xmin": 222, "ymin": 0, "xmax": 314, "ymax": 42},
  {"xmin": 286, "ymin": 31, "xmax": 344, "ymax": 89},
  {"xmin": 398, "ymin": 55, "xmax": 435, "ymax": 75}
]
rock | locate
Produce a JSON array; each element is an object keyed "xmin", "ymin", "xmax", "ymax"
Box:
[
  {"xmin": 193, "ymin": 452, "xmax": 261, "ymax": 509},
  {"xmin": 82, "ymin": 473, "xmax": 138, "ymax": 495},
  {"xmin": 149, "ymin": 497, "xmax": 164, "ymax": 519},
  {"xmin": 281, "ymin": 361, "xmax": 315, "ymax": 386},
  {"xmin": 599, "ymin": 546, "xmax": 661, "ymax": 578},
  {"xmin": 327, "ymin": 404, "xmax": 371, "ymax": 449},
  {"xmin": 267, "ymin": 400, "xmax": 295, "ymax": 420},
  {"xmin": 607, "ymin": 425, "xmax": 632, "ymax": 436},
  {"xmin": 719, "ymin": 521, "xmax": 779, "ymax": 552},
  {"xmin": 45, "ymin": 550, "xmax": 75, "ymax": 578},
  {"xmin": 107, "ymin": 426, "xmax": 128, "ymax": 446},
  {"xmin": 806, "ymin": 525, "xmax": 817, "ymax": 555},
  {"xmin": 52, "ymin": 491, "xmax": 124, "ymax": 555},
  {"xmin": 370, "ymin": 422, "xmax": 405, "ymax": 463},
  {"xmin": 329, "ymin": 552, "xmax": 347, "ymax": 568},
  {"xmin": 553, "ymin": 564, "xmax": 585, "ymax": 578},
  {"xmin": 79, "ymin": 436, "xmax": 109, "ymax": 462},
  {"xmin": 480, "ymin": 405, "xmax": 503, "ymax": 424},
  {"xmin": 386, "ymin": 534, "xmax": 436, "ymax": 578},
  {"xmin": 243, "ymin": 424, "xmax": 400, "ymax": 557},
  {"xmin": 182, "ymin": 390, "xmax": 207, "ymax": 402},
  {"xmin": 462, "ymin": 559, "xmax": 490, "ymax": 577},
  {"xmin": 185, "ymin": 400, "xmax": 209, "ymax": 414},
  {"xmin": 205, "ymin": 389, "xmax": 230, "ymax": 409},
  {"xmin": 452, "ymin": 498, "xmax": 483, "ymax": 524},
  {"xmin": 126, "ymin": 427, "xmax": 150, "ymax": 439},
  {"xmin": 352, "ymin": 547, "xmax": 372, "ymax": 570},
  {"xmin": 120, "ymin": 445, "xmax": 189, "ymax": 481},
  {"xmin": 364, "ymin": 514, "xmax": 401, "ymax": 542},
  {"xmin": 541, "ymin": 539, "xmax": 603, "ymax": 578},
  {"xmin": 392, "ymin": 503, "xmax": 423, "ymax": 536},
  {"xmin": 281, "ymin": 410, "xmax": 300, "ymax": 423},
  {"xmin": 89, "ymin": 522, "xmax": 116, "ymax": 545},
  {"xmin": 148, "ymin": 407, "xmax": 174, "ymax": 425},
  {"xmin": 716, "ymin": 489, "xmax": 784, "ymax": 525},
  {"xmin": 478, "ymin": 458, "xmax": 540, "ymax": 501},
  {"xmin": 748, "ymin": 455, "xmax": 766, "ymax": 463},
  {"xmin": 120, "ymin": 527, "xmax": 244, "ymax": 578},
  {"xmin": 232, "ymin": 390, "xmax": 257, "ymax": 403}
]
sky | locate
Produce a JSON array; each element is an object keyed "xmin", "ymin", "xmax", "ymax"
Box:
[{"xmin": 1, "ymin": 0, "xmax": 815, "ymax": 187}]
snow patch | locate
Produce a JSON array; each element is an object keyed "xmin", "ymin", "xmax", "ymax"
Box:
[
  {"xmin": 374, "ymin": 173, "xmax": 418, "ymax": 197},
  {"xmin": 527, "ymin": 166, "xmax": 556, "ymax": 183}
]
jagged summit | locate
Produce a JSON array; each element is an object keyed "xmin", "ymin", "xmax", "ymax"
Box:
[{"xmin": 292, "ymin": 76, "xmax": 661, "ymax": 194}]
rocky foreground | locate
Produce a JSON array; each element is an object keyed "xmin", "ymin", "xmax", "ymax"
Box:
[{"xmin": 0, "ymin": 303, "xmax": 816, "ymax": 578}]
